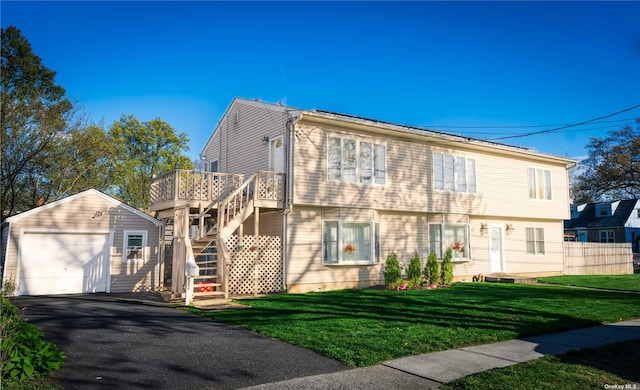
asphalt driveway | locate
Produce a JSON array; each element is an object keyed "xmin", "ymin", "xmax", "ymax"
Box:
[{"xmin": 10, "ymin": 293, "xmax": 347, "ymax": 390}]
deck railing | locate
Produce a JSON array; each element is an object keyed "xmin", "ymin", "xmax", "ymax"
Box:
[{"xmin": 151, "ymin": 170, "xmax": 245, "ymax": 205}]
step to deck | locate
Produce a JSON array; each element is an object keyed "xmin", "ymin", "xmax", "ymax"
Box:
[{"xmin": 484, "ymin": 274, "xmax": 538, "ymax": 284}]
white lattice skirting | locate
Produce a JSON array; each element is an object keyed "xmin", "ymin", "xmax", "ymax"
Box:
[{"xmin": 226, "ymin": 235, "xmax": 284, "ymax": 295}]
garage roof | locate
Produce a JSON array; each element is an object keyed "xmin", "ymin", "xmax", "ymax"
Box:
[{"xmin": 5, "ymin": 189, "xmax": 161, "ymax": 226}]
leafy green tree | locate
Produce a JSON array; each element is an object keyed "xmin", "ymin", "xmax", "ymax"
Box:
[
  {"xmin": 407, "ymin": 251, "xmax": 422, "ymax": 287},
  {"xmin": 423, "ymin": 251, "xmax": 439, "ymax": 285},
  {"xmin": 1, "ymin": 26, "xmax": 76, "ymax": 218},
  {"xmin": 440, "ymin": 248, "xmax": 454, "ymax": 285},
  {"xmin": 573, "ymin": 120, "xmax": 640, "ymax": 202},
  {"xmin": 109, "ymin": 115, "xmax": 193, "ymax": 210},
  {"xmin": 383, "ymin": 252, "xmax": 402, "ymax": 290}
]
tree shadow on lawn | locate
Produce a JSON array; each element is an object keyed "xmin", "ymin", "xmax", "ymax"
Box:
[
  {"xmin": 556, "ymin": 338, "xmax": 640, "ymax": 383},
  {"xmin": 204, "ymin": 283, "xmax": 640, "ymax": 340}
]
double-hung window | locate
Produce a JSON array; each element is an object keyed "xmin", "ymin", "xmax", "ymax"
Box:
[
  {"xmin": 429, "ymin": 223, "xmax": 470, "ymax": 259},
  {"xmin": 525, "ymin": 227, "xmax": 545, "ymax": 255},
  {"xmin": 433, "ymin": 152, "xmax": 476, "ymax": 193},
  {"xmin": 323, "ymin": 220, "xmax": 380, "ymax": 264},
  {"xmin": 328, "ymin": 136, "xmax": 385, "ymax": 185},
  {"xmin": 599, "ymin": 230, "xmax": 615, "ymax": 243},
  {"xmin": 528, "ymin": 167, "xmax": 552, "ymax": 200},
  {"xmin": 123, "ymin": 230, "xmax": 147, "ymax": 262}
]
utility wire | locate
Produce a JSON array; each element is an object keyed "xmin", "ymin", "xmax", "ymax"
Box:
[
  {"xmin": 426, "ymin": 117, "xmax": 634, "ymax": 130},
  {"xmin": 486, "ymin": 104, "xmax": 640, "ymax": 141}
]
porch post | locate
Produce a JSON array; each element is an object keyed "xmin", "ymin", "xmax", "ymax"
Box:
[{"xmin": 254, "ymin": 207, "xmax": 260, "ymax": 296}]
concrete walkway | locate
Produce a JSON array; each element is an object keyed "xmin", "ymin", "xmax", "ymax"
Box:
[{"xmin": 241, "ymin": 318, "xmax": 640, "ymax": 389}]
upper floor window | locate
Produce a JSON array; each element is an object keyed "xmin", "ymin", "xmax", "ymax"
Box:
[
  {"xmin": 525, "ymin": 227, "xmax": 545, "ymax": 255},
  {"xmin": 328, "ymin": 136, "xmax": 385, "ymax": 185},
  {"xmin": 528, "ymin": 167, "xmax": 551, "ymax": 200},
  {"xmin": 433, "ymin": 152, "xmax": 476, "ymax": 193}
]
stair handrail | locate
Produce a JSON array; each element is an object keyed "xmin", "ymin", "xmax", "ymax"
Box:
[{"xmin": 216, "ymin": 173, "xmax": 257, "ymax": 237}]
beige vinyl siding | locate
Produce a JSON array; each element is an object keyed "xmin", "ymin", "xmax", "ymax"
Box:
[
  {"xmin": 285, "ymin": 206, "xmax": 384, "ymax": 293},
  {"xmin": 284, "ymin": 205, "xmax": 565, "ymax": 292},
  {"xmin": 2, "ymin": 193, "xmax": 160, "ymax": 293},
  {"xmin": 293, "ymin": 122, "xmax": 570, "ymax": 220},
  {"xmin": 109, "ymin": 212, "xmax": 160, "ymax": 292},
  {"xmin": 242, "ymin": 211, "xmax": 283, "ymax": 237},
  {"xmin": 201, "ymin": 100, "xmax": 289, "ymax": 177}
]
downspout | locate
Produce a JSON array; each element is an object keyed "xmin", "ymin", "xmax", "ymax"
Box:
[{"xmin": 281, "ymin": 111, "xmax": 297, "ymax": 292}]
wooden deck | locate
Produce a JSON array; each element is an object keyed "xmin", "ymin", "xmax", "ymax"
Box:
[{"xmin": 150, "ymin": 170, "xmax": 285, "ymax": 212}]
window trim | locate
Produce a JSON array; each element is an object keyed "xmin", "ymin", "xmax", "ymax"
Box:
[
  {"xmin": 327, "ymin": 134, "xmax": 386, "ymax": 186},
  {"xmin": 429, "ymin": 223, "xmax": 471, "ymax": 260},
  {"xmin": 528, "ymin": 167, "xmax": 552, "ymax": 200},
  {"xmin": 525, "ymin": 227, "xmax": 546, "ymax": 255},
  {"xmin": 123, "ymin": 230, "xmax": 148, "ymax": 262},
  {"xmin": 433, "ymin": 152, "xmax": 477, "ymax": 194},
  {"xmin": 599, "ymin": 230, "xmax": 615, "ymax": 243},
  {"xmin": 208, "ymin": 160, "xmax": 219, "ymax": 173},
  {"xmin": 322, "ymin": 219, "xmax": 380, "ymax": 265}
]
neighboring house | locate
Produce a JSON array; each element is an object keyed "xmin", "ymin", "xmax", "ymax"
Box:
[
  {"xmin": 1, "ymin": 189, "xmax": 162, "ymax": 296},
  {"xmin": 564, "ymin": 199, "xmax": 640, "ymax": 253},
  {"xmin": 151, "ymin": 97, "xmax": 576, "ymax": 298}
]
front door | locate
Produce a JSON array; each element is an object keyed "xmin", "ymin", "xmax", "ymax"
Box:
[
  {"xmin": 489, "ymin": 226, "xmax": 504, "ymax": 273},
  {"xmin": 269, "ymin": 136, "xmax": 285, "ymax": 172}
]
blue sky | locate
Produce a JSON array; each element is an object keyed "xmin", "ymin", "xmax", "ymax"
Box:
[{"xmin": 2, "ymin": 1, "xmax": 639, "ymax": 160}]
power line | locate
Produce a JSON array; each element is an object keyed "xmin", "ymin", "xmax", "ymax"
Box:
[
  {"xmin": 486, "ymin": 104, "xmax": 640, "ymax": 141},
  {"xmin": 437, "ymin": 122, "xmax": 637, "ymax": 136},
  {"xmin": 424, "ymin": 117, "xmax": 634, "ymax": 130}
]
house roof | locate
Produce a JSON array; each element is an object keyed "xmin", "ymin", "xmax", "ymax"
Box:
[
  {"xmin": 4, "ymin": 189, "xmax": 162, "ymax": 226},
  {"xmin": 565, "ymin": 199, "xmax": 639, "ymax": 229},
  {"xmin": 202, "ymin": 97, "xmax": 576, "ymax": 168}
]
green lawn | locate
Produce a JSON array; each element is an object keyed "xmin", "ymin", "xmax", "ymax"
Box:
[
  {"xmin": 188, "ymin": 283, "xmax": 640, "ymax": 367},
  {"xmin": 444, "ymin": 338, "xmax": 640, "ymax": 389},
  {"xmin": 538, "ymin": 274, "xmax": 640, "ymax": 292}
]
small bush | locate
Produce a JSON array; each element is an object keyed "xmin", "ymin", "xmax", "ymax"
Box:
[
  {"xmin": 384, "ymin": 252, "xmax": 402, "ymax": 290},
  {"xmin": 1, "ymin": 297, "xmax": 64, "ymax": 384},
  {"xmin": 407, "ymin": 251, "xmax": 422, "ymax": 288},
  {"xmin": 440, "ymin": 248, "xmax": 454, "ymax": 285},
  {"xmin": 424, "ymin": 251, "xmax": 439, "ymax": 285}
]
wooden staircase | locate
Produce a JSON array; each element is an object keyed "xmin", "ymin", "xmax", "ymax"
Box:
[{"xmin": 185, "ymin": 172, "xmax": 261, "ymax": 301}]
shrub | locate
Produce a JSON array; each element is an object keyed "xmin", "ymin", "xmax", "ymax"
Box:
[
  {"xmin": 424, "ymin": 251, "xmax": 439, "ymax": 285},
  {"xmin": 383, "ymin": 252, "xmax": 402, "ymax": 290},
  {"xmin": 1, "ymin": 297, "xmax": 65, "ymax": 384},
  {"xmin": 407, "ymin": 251, "xmax": 422, "ymax": 288},
  {"xmin": 440, "ymin": 248, "xmax": 454, "ymax": 285}
]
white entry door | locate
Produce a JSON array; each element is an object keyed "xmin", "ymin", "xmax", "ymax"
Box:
[
  {"xmin": 269, "ymin": 137, "xmax": 285, "ymax": 173},
  {"xmin": 489, "ymin": 226, "xmax": 504, "ymax": 273}
]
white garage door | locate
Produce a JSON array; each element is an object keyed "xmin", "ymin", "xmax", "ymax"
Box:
[{"xmin": 18, "ymin": 232, "xmax": 109, "ymax": 295}]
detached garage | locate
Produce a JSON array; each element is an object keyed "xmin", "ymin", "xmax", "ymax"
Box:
[{"xmin": 1, "ymin": 189, "xmax": 162, "ymax": 296}]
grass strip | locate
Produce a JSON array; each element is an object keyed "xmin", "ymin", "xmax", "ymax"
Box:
[
  {"xmin": 443, "ymin": 338, "xmax": 640, "ymax": 389},
  {"xmin": 539, "ymin": 274, "xmax": 640, "ymax": 292}
]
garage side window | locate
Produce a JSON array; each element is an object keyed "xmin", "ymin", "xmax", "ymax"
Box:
[{"xmin": 123, "ymin": 231, "xmax": 147, "ymax": 262}]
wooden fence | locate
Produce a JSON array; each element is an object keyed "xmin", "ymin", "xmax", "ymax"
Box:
[{"xmin": 563, "ymin": 242, "xmax": 633, "ymax": 275}]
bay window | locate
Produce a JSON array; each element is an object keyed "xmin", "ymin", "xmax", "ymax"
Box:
[{"xmin": 323, "ymin": 220, "xmax": 380, "ymax": 264}]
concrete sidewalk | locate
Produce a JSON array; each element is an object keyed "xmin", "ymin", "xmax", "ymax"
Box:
[{"xmin": 241, "ymin": 318, "xmax": 640, "ymax": 390}]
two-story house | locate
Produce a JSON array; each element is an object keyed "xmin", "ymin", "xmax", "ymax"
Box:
[
  {"xmin": 151, "ymin": 97, "xmax": 575, "ymax": 299},
  {"xmin": 565, "ymin": 199, "xmax": 640, "ymax": 253}
]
